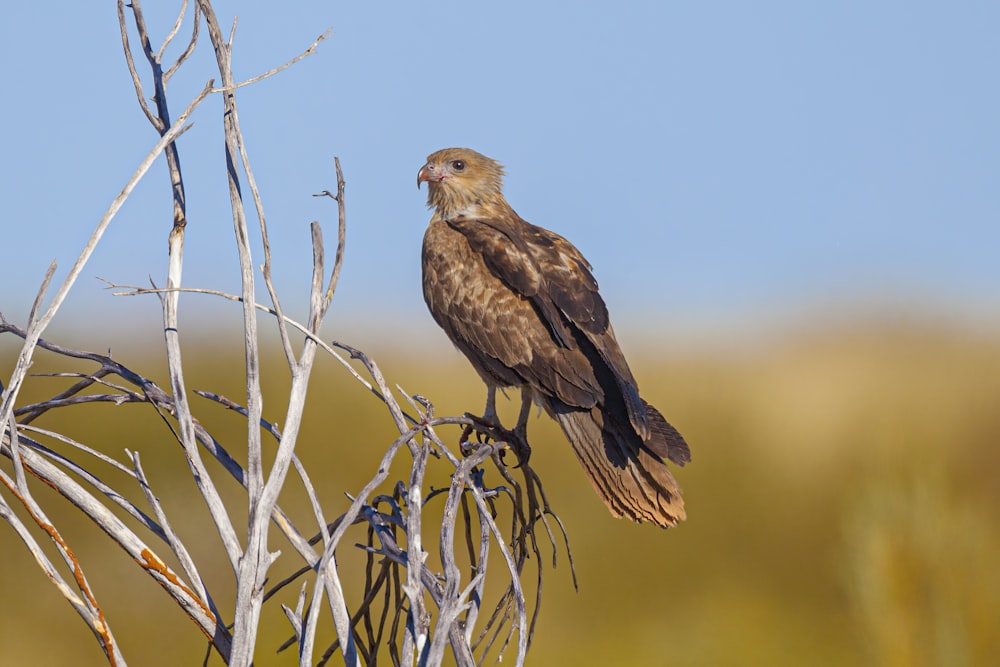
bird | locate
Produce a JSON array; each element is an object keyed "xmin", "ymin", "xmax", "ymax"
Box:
[{"xmin": 417, "ymin": 147, "xmax": 690, "ymax": 528}]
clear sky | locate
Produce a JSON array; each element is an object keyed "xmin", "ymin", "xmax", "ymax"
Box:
[{"xmin": 1, "ymin": 1, "xmax": 997, "ymax": 343}]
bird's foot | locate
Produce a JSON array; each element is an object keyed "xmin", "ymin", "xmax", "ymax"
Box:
[
  {"xmin": 460, "ymin": 412, "xmax": 500, "ymax": 455},
  {"xmin": 462, "ymin": 412, "xmax": 502, "ymax": 441},
  {"xmin": 501, "ymin": 425, "xmax": 531, "ymax": 468},
  {"xmin": 509, "ymin": 424, "xmax": 532, "ymax": 466},
  {"xmin": 459, "ymin": 413, "xmax": 531, "ymax": 467}
]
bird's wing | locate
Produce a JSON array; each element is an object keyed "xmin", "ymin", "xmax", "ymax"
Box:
[
  {"xmin": 423, "ymin": 218, "xmax": 600, "ymax": 408},
  {"xmin": 446, "ymin": 214, "xmax": 649, "ymax": 436}
]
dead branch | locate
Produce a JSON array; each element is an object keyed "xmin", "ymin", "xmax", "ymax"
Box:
[{"xmin": 1, "ymin": 3, "xmax": 571, "ymax": 666}]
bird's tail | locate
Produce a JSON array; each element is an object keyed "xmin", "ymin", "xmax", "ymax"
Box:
[{"xmin": 546, "ymin": 399, "xmax": 688, "ymax": 528}]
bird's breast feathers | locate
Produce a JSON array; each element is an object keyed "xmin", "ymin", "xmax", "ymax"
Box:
[
  {"xmin": 422, "ymin": 218, "xmax": 542, "ymax": 371},
  {"xmin": 422, "ymin": 218, "xmax": 523, "ymax": 326}
]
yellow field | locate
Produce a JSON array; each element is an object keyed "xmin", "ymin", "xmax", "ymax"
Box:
[{"xmin": 2, "ymin": 317, "xmax": 998, "ymax": 665}]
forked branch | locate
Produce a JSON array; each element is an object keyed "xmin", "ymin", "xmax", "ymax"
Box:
[{"xmin": 1, "ymin": 3, "xmax": 572, "ymax": 666}]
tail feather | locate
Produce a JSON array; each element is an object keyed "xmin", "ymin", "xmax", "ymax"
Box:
[
  {"xmin": 547, "ymin": 400, "xmax": 687, "ymax": 528},
  {"xmin": 644, "ymin": 400, "xmax": 691, "ymax": 466}
]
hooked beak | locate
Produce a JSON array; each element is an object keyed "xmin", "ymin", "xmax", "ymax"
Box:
[{"xmin": 417, "ymin": 163, "xmax": 440, "ymax": 189}]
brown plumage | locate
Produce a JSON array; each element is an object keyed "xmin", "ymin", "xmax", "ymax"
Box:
[{"xmin": 417, "ymin": 147, "xmax": 690, "ymax": 528}]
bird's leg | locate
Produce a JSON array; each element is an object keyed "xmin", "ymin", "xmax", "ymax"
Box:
[
  {"xmin": 461, "ymin": 384, "xmax": 504, "ymax": 450},
  {"xmin": 506, "ymin": 388, "xmax": 533, "ymax": 465},
  {"xmin": 461, "ymin": 385, "xmax": 531, "ymax": 465},
  {"xmin": 514, "ymin": 388, "xmax": 532, "ymax": 441},
  {"xmin": 473, "ymin": 387, "xmax": 534, "ymax": 466},
  {"xmin": 482, "ymin": 384, "xmax": 499, "ymax": 425}
]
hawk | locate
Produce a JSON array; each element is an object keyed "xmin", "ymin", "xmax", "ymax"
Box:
[{"xmin": 418, "ymin": 147, "xmax": 690, "ymax": 527}]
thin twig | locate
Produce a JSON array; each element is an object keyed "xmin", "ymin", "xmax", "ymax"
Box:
[
  {"xmin": 4, "ymin": 417, "xmax": 124, "ymax": 664},
  {"xmin": 212, "ymin": 29, "xmax": 331, "ymax": 92},
  {"xmin": 105, "ymin": 282, "xmax": 396, "ymax": 412},
  {"xmin": 0, "ymin": 82, "xmax": 209, "ymax": 433},
  {"xmin": 158, "ymin": 0, "xmax": 189, "ymax": 61},
  {"xmin": 164, "ymin": 1, "xmax": 201, "ymax": 82}
]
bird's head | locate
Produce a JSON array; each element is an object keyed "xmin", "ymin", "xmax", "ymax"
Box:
[{"xmin": 418, "ymin": 147, "xmax": 507, "ymax": 219}]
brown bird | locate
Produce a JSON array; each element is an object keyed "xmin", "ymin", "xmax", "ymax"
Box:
[{"xmin": 417, "ymin": 147, "xmax": 690, "ymax": 527}]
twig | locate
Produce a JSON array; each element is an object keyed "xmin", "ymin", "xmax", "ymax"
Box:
[
  {"xmin": 0, "ymin": 82, "xmax": 208, "ymax": 435},
  {"xmin": 2, "ymin": 432, "xmax": 230, "ymax": 660},
  {"xmin": 128, "ymin": 450, "xmax": 219, "ymax": 618},
  {"xmin": 0, "ymin": 487, "xmax": 123, "ymax": 664},
  {"xmin": 0, "ymin": 3, "xmax": 566, "ymax": 664},
  {"xmin": 106, "ymin": 281, "xmax": 395, "ymax": 413},
  {"xmin": 4, "ymin": 409, "xmax": 127, "ymax": 664},
  {"xmin": 213, "ymin": 29, "xmax": 332, "ymax": 92},
  {"xmin": 0, "ymin": 323, "xmax": 319, "ymax": 573},
  {"xmin": 164, "ymin": 1, "xmax": 201, "ymax": 82}
]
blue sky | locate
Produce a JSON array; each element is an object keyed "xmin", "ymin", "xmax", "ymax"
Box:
[{"xmin": 1, "ymin": 1, "xmax": 997, "ymax": 344}]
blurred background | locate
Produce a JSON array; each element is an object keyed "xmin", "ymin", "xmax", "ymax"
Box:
[{"xmin": 1, "ymin": 1, "xmax": 998, "ymax": 665}]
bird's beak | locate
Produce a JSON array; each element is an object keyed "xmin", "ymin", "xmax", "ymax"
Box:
[{"xmin": 417, "ymin": 163, "xmax": 432, "ymax": 189}]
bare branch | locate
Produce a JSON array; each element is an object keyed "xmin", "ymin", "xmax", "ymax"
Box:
[
  {"xmin": 0, "ymin": 322, "xmax": 318, "ymax": 568},
  {"xmin": 117, "ymin": 0, "xmax": 158, "ymax": 127},
  {"xmin": 4, "ymin": 416, "xmax": 125, "ymax": 664},
  {"xmin": 107, "ymin": 282, "xmax": 389, "ymax": 405},
  {"xmin": 158, "ymin": 0, "xmax": 189, "ymax": 61},
  {"xmin": 0, "ymin": 489, "xmax": 122, "ymax": 663},
  {"xmin": 164, "ymin": 2, "xmax": 201, "ymax": 82},
  {"xmin": 128, "ymin": 450, "xmax": 218, "ymax": 617},
  {"xmin": 2, "ymin": 4, "xmax": 566, "ymax": 665},
  {"xmin": 2, "ymin": 433, "xmax": 231, "ymax": 660},
  {"xmin": 0, "ymin": 83, "xmax": 209, "ymax": 431},
  {"xmin": 325, "ymin": 157, "xmax": 348, "ymax": 309},
  {"xmin": 212, "ymin": 29, "xmax": 331, "ymax": 92}
]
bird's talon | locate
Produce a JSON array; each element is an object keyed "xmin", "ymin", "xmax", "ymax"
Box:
[{"xmin": 510, "ymin": 436, "xmax": 532, "ymax": 468}]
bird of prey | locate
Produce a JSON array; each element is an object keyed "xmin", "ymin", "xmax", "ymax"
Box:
[{"xmin": 417, "ymin": 147, "xmax": 691, "ymax": 528}]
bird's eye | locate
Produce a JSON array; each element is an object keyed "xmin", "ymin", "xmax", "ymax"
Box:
[{"xmin": 451, "ymin": 160, "xmax": 466, "ymax": 172}]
